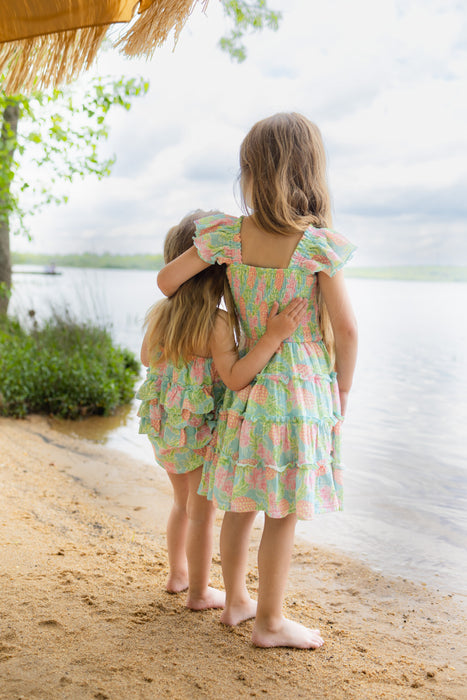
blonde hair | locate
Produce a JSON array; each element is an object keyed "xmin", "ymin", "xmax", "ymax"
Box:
[
  {"xmin": 145, "ymin": 210, "xmax": 238, "ymax": 365},
  {"xmin": 239, "ymin": 112, "xmax": 332, "ymax": 235},
  {"xmin": 240, "ymin": 112, "xmax": 335, "ymax": 362}
]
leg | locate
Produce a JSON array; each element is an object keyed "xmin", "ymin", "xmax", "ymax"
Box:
[
  {"xmin": 165, "ymin": 472, "xmax": 189, "ymax": 593},
  {"xmin": 185, "ymin": 467, "xmax": 225, "ymax": 610},
  {"xmin": 252, "ymin": 513, "xmax": 324, "ymax": 649},
  {"xmin": 220, "ymin": 510, "xmax": 258, "ymax": 625}
]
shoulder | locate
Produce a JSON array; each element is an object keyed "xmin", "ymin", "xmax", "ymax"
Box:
[
  {"xmin": 293, "ymin": 226, "xmax": 357, "ymax": 276},
  {"xmin": 195, "ymin": 213, "xmax": 240, "ymax": 234},
  {"xmin": 193, "ymin": 214, "xmax": 242, "ymax": 265}
]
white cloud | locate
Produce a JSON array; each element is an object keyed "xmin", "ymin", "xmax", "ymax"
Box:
[{"xmin": 12, "ymin": 0, "xmax": 467, "ymax": 263}]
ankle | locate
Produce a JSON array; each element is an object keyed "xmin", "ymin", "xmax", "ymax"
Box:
[
  {"xmin": 226, "ymin": 591, "xmax": 253, "ymax": 608},
  {"xmin": 188, "ymin": 583, "xmax": 209, "ymax": 600},
  {"xmin": 255, "ymin": 612, "xmax": 285, "ymax": 633},
  {"xmin": 166, "ymin": 570, "xmax": 189, "ymax": 593}
]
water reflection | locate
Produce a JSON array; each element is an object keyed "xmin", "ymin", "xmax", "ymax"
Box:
[{"xmin": 50, "ymin": 403, "xmax": 134, "ymax": 444}]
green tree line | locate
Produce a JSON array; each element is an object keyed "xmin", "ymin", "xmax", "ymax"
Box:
[
  {"xmin": 12, "ymin": 251, "xmax": 164, "ymax": 270},
  {"xmin": 12, "ymin": 255, "xmax": 467, "ymax": 280}
]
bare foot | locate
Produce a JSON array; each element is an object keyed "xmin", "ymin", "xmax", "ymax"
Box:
[
  {"xmin": 186, "ymin": 586, "xmax": 226, "ymax": 610},
  {"xmin": 220, "ymin": 598, "xmax": 257, "ymax": 626},
  {"xmin": 252, "ymin": 617, "xmax": 324, "ymax": 649},
  {"xmin": 166, "ymin": 572, "xmax": 189, "ymax": 594}
]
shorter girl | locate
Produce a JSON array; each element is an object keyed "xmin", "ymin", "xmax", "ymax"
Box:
[{"xmin": 137, "ymin": 209, "xmax": 307, "ymax": 611}]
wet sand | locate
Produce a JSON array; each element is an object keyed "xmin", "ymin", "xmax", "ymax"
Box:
[{"xmin": 1, "ymin": 415, "xmax": 466, "ymax": 699}]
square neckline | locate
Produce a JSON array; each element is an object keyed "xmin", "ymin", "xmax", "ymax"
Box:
[{"xmin": 237, "ymin": 216, "xmax": 306, "ymax": 271}]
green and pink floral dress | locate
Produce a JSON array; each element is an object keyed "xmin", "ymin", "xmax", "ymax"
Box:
[
  {"xmin": 194, "ymin": 214, "xmax": 356, "ymax": 520},
  {"xmin": 137, "ymin": 352, "xmax": 225, "ymax": 474}
]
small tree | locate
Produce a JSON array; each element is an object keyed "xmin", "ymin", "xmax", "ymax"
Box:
[{"xmin": 0, "ymin": 78, "xmax": 149, "ymax": 313}]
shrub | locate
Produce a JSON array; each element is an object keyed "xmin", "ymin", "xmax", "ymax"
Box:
[{"xmin": 0, "ymin": 312, "xmax": 140, "ymax": 419}]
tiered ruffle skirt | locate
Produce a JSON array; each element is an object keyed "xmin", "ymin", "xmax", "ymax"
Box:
[
  {"xmin": 200, "ymin": 341, "xmax": 344, "ymax": 519},
  {"xmin": 137, "ymin": 357, "xmax": 224, "ymax": 474}
]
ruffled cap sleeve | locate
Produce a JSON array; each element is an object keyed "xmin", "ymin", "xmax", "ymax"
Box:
[
  {"xmin": 294, "ymin": 227, "xmax": 356, "ymax": 276},
  {"xmin": 193, "ymin": 214, "xmax": 241, "ymax": 265}
]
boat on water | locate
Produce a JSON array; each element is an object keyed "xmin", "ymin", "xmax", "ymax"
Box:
[
  {"xmin": 43, "ymin": 264, "xmax": 61, "ymax": 275},
  {"xmin": 13, "ymin": 263, "xmax": 63, "ymax": 276}
]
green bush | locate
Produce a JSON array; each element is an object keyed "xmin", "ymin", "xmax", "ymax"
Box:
[{"xmin": 0, "ymin": 312, "xmax": 140, "ymax": 419}]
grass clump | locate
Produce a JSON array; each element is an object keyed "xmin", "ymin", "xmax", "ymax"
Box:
[{"xmin": 0, "ymin": 311, "xmax": 140, "ymax": 419}]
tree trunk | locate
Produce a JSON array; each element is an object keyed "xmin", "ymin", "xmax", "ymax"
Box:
[
  {"xmin": 0, "ymin": 103, "xmax": 19, "ymax": 315},
  {"xmin": 0, "ymin": 212, "xmax": 12, "ymax": 315}
]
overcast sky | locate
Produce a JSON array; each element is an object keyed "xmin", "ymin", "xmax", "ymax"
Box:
[{"xmin": 13, "ymin": 0, "xmax": 467, "ymax": 265}]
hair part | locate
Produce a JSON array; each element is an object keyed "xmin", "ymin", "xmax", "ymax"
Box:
[{"xmin": 144, "ymin": 210, "xmax": 239, "ymax": 365}]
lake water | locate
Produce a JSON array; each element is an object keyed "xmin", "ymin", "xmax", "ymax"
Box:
[{"xmin": 9, "ymin": 266, "xmax": 467, "ymax": 595}]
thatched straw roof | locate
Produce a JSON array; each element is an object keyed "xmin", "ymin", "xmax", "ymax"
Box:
[{"xmin": 0, "ymin": 0, "xmax": 209, "ymax": 94}]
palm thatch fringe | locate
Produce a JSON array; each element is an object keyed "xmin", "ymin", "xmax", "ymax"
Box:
[
  {"xmin": 0, "ymin": 25, "xmax": 108, "ymax": 95},
  {"xmin": 0, "ymin": 0, "xmax": 211, "ymax": 95},
  {"xmin": 117, "ymin": 0, "xmax": 209, "ymax": 58}
]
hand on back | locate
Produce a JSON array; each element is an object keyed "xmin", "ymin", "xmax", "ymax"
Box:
[{"xmin": 265, "ymin": 298, "xmax": 307, "ymax": 348}]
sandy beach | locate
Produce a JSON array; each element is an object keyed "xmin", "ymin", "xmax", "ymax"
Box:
[{"xmin": 1, "ymin": 415, "xmax": 465, "ymax": 699}]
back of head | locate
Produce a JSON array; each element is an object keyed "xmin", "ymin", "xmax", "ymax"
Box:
[
  {"xmin": 145, "ymin": 210, "xmax": 238, "ymax": 364},
  {"xmin": 239, "ymin": 112, "xmax": 332, "ymax": 235},
  {"xmin": 163, "ymin": 210, "xmax": 204, "ymax": 264}
]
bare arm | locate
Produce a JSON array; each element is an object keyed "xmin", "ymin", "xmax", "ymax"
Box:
[
  {"xmin": 140, "ymin": 331, "xmax": 150, "ymax": 367},
  {"xmin": 210, "ymin": 299, "xmax": 307, "ymax": 391},
  {"xmin": 318, "ymin": 270, "xmax": 358, "ymax": 415},
  {"xmin": 157, "ymin": 246, "xmax": 210, "ymax": 297}
]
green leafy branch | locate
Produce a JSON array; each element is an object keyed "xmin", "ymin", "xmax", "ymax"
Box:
[
  {"xmin": 219, "ymin": 0, "xmax": 281, "ymax": 62},
  {"xmin": 0, "ymin": 77, "xmax": 149, "ymax": 238}
]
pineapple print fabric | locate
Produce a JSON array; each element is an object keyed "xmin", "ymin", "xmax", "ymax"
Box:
[{"xmin": 137, "ymin": 353, "xmax": 225, "ymax": 474}]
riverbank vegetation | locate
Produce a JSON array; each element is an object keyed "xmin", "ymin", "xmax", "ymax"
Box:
[{"xmin": 0, "ymin": 311, "xmax": 139, "ymax": 419}]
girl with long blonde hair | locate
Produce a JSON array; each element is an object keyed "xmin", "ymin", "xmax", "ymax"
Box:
[
  {"xmin": 157, "ymin": 114, "xmax": 358, "ymax": 647},
  {"xmin": 138, "ymin": 208, "xmax": 307, "ymax": 610}
]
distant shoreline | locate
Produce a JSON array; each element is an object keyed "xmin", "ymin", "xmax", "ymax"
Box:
[
  {"xmin": 345, "ymin": 265, "xmax": 467, "ymax": 282},
  {"xmin": 11, "ymin": 252, "xmax": 164, "ymax": 271},
  {"xmin": 11, "ymin": 254, "xmax": 467, "ymax": 282}
]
